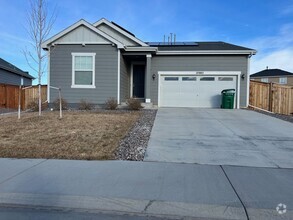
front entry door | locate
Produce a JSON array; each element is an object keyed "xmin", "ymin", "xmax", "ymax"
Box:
[{"xmin": 132, "ymin": 65, "xmax": 145, "ymax": 98}]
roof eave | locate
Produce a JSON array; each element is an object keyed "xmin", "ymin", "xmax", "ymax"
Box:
[
  {"xmin": 124, "ymin": 47, "xmax": 157, "ymax": 52},
  {"xmin": 156, "ymin": 50, "xmax": 257, "ymax": 55},
  {"xmin": 0, "ymin": 66, "xmax": 34, "ymax": 79}
]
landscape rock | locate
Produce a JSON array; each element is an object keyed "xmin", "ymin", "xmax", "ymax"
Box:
[{"xmin": 116, "ymin": 109, "xmax": 157, "ymax": 161}]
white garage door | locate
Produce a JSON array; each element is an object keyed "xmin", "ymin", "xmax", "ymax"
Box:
[{"xmin": 159, "ymin": 75, "xmax": 237, "ymax": 108}]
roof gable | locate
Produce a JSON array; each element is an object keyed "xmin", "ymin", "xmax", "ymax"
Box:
[
  {"xmin": 94, "ymin": 18, "xmax": 148, "ymax": 47},
  {"xmin": 42, "ymin": 19, "xmax": 124, "ymax": 49},
  {"xmin": 251, "ymin": 69, "xmax": 293, "ymax": 77},
  {"xmin": 56, "ymin": 25, "xmax": 111, "ymax": 44}
]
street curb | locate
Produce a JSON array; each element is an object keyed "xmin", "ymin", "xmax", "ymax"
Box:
[{"xmin": 0, "ymin": 193, "xmax": 246, "ymax": 220}]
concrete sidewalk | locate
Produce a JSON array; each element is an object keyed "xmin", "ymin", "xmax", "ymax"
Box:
[{"xmin": 0, "ymin": 159, "xmax": 292, "ymax": 220}]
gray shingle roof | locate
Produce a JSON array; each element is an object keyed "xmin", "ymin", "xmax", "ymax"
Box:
[
  {"xmin": 0, "ymin": 58, "xmax": 35, "ymax": 79},
  {"xmin": 145, "ymin": 41, "xmax": 254, "ymax": 51},
  {"xmin": 251, "ymin": 69, "xmax": 293, "ymax": 77}
]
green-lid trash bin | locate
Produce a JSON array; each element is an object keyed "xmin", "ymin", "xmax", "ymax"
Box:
[{"xmin": 221, "ymin": 89, "xmax": 235, "ymax": 109}]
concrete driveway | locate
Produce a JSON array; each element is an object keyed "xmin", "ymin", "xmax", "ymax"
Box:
[{"xmin": 145, "ymin": 108, "xmax": 293, "ymax": 168}]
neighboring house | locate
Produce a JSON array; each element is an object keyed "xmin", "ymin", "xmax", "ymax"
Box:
[
  {"xmin": 0, "ymin": 58, "xmax": 34, "ymax": 86},
  {"xmin": 251, "ymin": 68, "xmax": 293, "ymax": 86},
  {"xmin": 42, "ymin": 18, "xmax": 256, "ymax": 108}
]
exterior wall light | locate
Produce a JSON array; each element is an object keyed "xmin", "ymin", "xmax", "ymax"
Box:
[
  {"xmin": 152, "ymin": 73, "xmax": 156, "ymax": 80},
  {"xmin": 241, "ymin": 74, "xmax": 245, "ymax": 80}
]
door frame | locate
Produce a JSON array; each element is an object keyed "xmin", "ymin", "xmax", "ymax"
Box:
[
  {"xmin": 130, "ymin": 62, "xmax": 146, "ymax": 98},
  {"xmin": 158, "ymin": 71, "xmax": 241, "ymax": 108}
]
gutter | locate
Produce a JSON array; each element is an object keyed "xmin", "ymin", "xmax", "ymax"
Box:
[
  {"xmin": 156, "ymin": 50, "xmax": 257, "ymax": 55},
  {"xmin": 0, "ymin": 66, "xmax": 35, "ymax": 79},
  {"xmin": 124, "ymin": 47, "xmax": 157, "ymax": 52}
]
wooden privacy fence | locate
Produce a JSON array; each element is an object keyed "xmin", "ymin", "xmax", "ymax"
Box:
[
  {"xmin": 249, "ymin": 80, "xmax": 293, "ymax": 115},
  {"xmin": 0, "ymin": 84, "xmax": 47, "ymax": 110}
]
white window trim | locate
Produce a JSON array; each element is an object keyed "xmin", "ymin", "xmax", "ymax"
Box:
[
  {"xmin": 71, "ymin": 52, "xmax": 96, "ymax": 89},
  {"xmin": 279, "ymin": 77, "xmax": 287, "ymax": 84},
  {"xmin": 261, "ymin": 78, "xmax": 268, "ymax": 83}
]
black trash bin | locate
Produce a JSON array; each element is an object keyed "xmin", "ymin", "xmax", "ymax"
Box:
[{"xmin": 221, "ymin": 89, "xmax": 235, "ymax": 109}]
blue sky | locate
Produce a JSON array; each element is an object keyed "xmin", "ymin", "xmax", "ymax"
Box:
[{"xmin": 0, "ymin": 0, "xmax": 293, "ymax": 84}]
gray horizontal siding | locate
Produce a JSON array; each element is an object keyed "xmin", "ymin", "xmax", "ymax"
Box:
[
  {"xmin": 0, "ymin": 69, "xmax": 32, "ymax": 86},
  {"xmin": 150, "ymin": 55, "xmax": 248, "ymax": 107},
  {"xmin": 120, "ymin": 55, "xmax": 130, "ymax": 102},
  {"xmin": 50, "ymin": 44, "xmax": 118, "ymax": 104},
  {"xmin": 23, "ymin": 77, "xmax": 33, "ymax": 86}
]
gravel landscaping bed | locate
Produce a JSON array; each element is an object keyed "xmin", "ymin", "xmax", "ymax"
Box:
[
  {"xmin": 248, "ymin": 108, "xmax": 293, "ymax": 123},
  {"xmin": 116, "ymin": 109, "xmax": 157, "ymax": 161}
]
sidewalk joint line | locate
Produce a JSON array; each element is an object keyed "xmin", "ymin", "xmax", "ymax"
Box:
[
  {"xmin": 220, "ymin": 165, "xmax": 250, "ymax": 220},
  {"xmin": 0, "ymin": 159, "xmax": 48, "ymax": 185}
]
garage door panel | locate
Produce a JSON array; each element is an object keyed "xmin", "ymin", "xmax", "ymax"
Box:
[{"xmin": 160, "ymin": 75, "xmax": 237, "ymax": 108}]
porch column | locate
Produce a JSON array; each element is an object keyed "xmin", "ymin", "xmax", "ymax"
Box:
[{"xmin": 145, "ymin": 54, "xmax": 152, "ymax": 103}]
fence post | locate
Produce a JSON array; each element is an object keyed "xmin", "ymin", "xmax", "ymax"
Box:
[
  {"xmin": 5, "ymin": 84, "xmax": 7, "ymax": 108},
  {"xmin": 269, "ymin": 82, "xmax": 273, "ymax": 112},
  {"xmin": 18, "ymin": 85, "xmax": 21, "ymax": 119}
]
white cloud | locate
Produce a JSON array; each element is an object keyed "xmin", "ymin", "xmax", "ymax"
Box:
[
  {"xmin": 251, "ymin": 48, "xmax": 293, "ymax": 73},
  {"xmin": 244, "ymin": 23, "xmax": 293, "ymax": 74}
]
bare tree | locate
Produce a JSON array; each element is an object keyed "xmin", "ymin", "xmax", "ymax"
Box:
[{"xmin": 24, "ymin": 0, "xmax": 56, "ymax": 116}]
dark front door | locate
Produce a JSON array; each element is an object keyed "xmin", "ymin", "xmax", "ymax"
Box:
[{"xmin": 133, "ymin": 65, "xmax": 145, "ymax": 98}]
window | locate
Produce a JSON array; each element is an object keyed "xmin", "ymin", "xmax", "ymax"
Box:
[
  {"xmin": 182, "ymin": 77, "xmax": 197, "ymax": 81},
  {"xmin": 261, "ymin": 78, "xmax": 268, "ymax": 83},
  {"xmin": 72, "ymin": 53, "xmax": 96, "ymax": 88},
  {"xmin": 279, "ymin": 77, "xmax": 287, "ymax": 84},
  {"xmin": 164, "ymin": 77, "xmax": 179, "ymax": 81},
  {"xmin": 200, "ymin": 77, "xmax": 215, "ymax": 81},
  {"xmin": 218, "ymin": 77, "xmax": 233, "ymax": 81}
]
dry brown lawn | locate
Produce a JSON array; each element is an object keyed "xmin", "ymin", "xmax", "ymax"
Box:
[{"xmin": 0, "ymin": 111, "xmax": 140, "ymax": 160}]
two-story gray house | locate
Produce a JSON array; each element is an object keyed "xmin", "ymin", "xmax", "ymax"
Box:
[{"xmin": 42, "ymin": 18, "xmax": 256, "ymax": 108}]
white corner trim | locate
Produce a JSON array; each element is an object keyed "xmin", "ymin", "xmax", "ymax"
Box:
[
  {"xmin": 47, "ymin": 48, "xmax": 50, "ymax": 103},
  {"xmin": 246, "ymin": 57, "xmax": 250, "ymax": 108},
  {"xmin": 117, "ymin": 50, "xmax": 121, "ymax": 104},
  {"xmin": 71, "ymin": 52, "xmax": 96, "ymax": 89},
  {"xmin": 93, "ymin": 18, "xmax": 149, "ymax": 47},
  {"xmin": 236, "ymin": 73, "xmax": 240, "ymax": 109}
]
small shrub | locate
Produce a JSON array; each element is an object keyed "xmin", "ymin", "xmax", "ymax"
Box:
[
  {"xmin": 105, "ymin": 97, "xmax": 118, "ymax": 110},
  {"xmin": 53, "ymin": 98, "xmax": 68, "ymax": 110},
  {"xmin": 126, "ymin": 98, "xmax": 143, "ymax": 110},
  {"xmin": 26, "ymin": 99, "xmax": 39, "ymax": 112},
  {"xmin": 78, "ymin": 99, "xmax": 93, "ymax": 110},
  {"xmin": 27, "ymin": 98, "xmax": 48, "ymax": 112}
]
